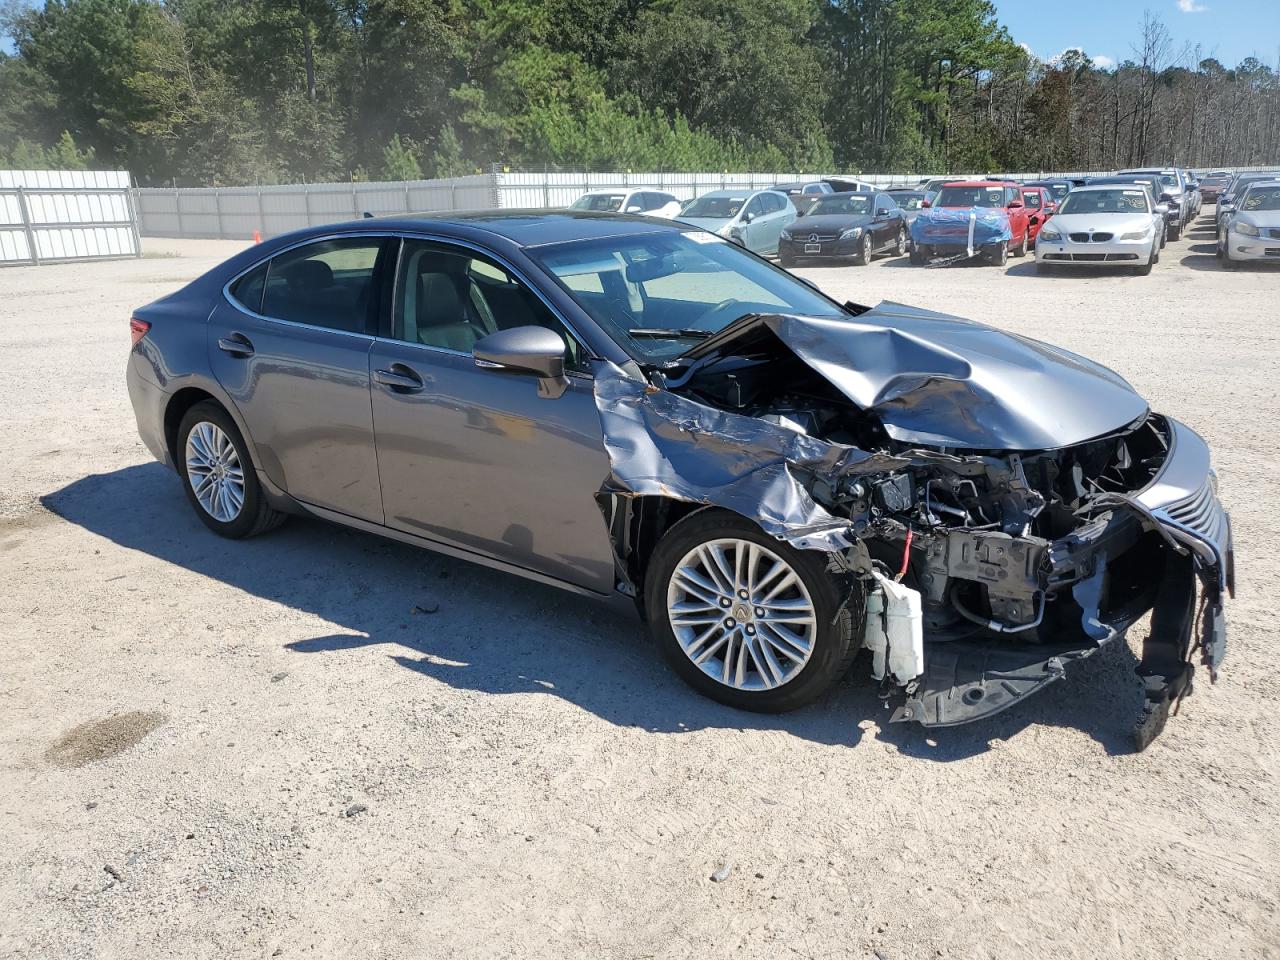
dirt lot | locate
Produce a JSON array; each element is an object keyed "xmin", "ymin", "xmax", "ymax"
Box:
[{"xmin": 2, "ymin": 215, "xmax": 1278, "ymax": 960}]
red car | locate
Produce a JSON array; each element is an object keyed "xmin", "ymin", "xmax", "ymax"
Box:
[
  {"xmin": 1019, "ymin": 186, "xmax": 1056, "ymax": 246},
  {"xmin": 920, "ymin": 181, "xmax": 1032, "ymax": 263}
]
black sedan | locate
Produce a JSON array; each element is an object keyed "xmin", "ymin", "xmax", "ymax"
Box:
[{"xmin": 778, "ymin": 191, "xmax": 908, "ymax": 267}]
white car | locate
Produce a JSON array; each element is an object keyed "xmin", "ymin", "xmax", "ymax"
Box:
[
  {"xmin": 1035, "ymin": 184, "xmax": 1162, "ymax": 276},
  {"xmin": 568, "ymin": 189, "xmax": 682, "ymax": 218},
  {"xmin": 1219, "ymin": 180, "xmax": 1280, "ymax": 269}
]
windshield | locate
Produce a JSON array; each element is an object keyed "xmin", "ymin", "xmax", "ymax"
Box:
[
  {"xmin": 889, "ymin": 193, "xmax": 928, "ymax": 210},
  {"xmin": 936, "ymin": 186, "xmax": 1006, "ymax": 208},
  {"xmin": 1059, "ymin": 189, "xmax": 1150, "ymax": 215},
  {"xmin": 681, "ymin": 196, "xmax": 744, "ymax": 219},
  {"xmin": 1242, "ymin": 186, "xmax": 1280, "ymax": 212},
  {"xmin": 806, "ymin": 195, "xmax": 871, "ymax": 216},
  {"xmin": 529, "ymin": 231, "xmax": 845, "ymax": 362},
  {"xmin": 571, "ymin": 193, "xmax": 626, "ymax": 212}
]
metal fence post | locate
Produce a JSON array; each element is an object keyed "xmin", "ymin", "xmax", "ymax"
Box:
[
  {"xmin": 302, "ymin": 183, "xmax": 313, "ymax": 227},
  {"xmin": 174, "ymin": 187, "xmax": 184, "ymax": 237},
  {"xmin": 257, "ymin": 188, "xmax": 265, "ymax": 239},
  {"xmin": 126, "ymin": 186, "xmax": 143, "ymax": 258},
  {"xmin": 214, "ymin": 189, "xmax": 224, "ymax": 238},
  {"xmin": 15, "ymin": 186, "xmax": 39, "ymax": 265}
]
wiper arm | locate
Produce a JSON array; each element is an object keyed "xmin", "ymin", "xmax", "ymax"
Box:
[{"xmin": 627, "ymin": 327, "xmax": 713, "ymax": 340}]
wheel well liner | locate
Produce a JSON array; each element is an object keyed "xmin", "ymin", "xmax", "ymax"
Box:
[{"xmin": 163, "ymin": 387, "xmax": 218, "ymax": 466}]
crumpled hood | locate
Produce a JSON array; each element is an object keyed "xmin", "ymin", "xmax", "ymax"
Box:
[{"xmin": 682, "ymin": 301, "xmax": 1149, "ymax": 451}]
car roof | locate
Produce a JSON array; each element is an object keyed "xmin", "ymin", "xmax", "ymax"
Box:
[
  {"xmin": 1241, "ymin": 180, "xmax": 1280, "ymax": 189},
  {"xmin": 289, "ymin": 209, "xmax": 687, "ymax": 248},
  {"xmin": 696, "ymin": 188, "xmax": 774, "ymax": 198},
  {"xmin": 938, "ymin": 180, "xmax": 1014, "ymax": 188},
  {"xmin": 1070, "ymin": 183, "xmax": 1150, "ymax": 192}
]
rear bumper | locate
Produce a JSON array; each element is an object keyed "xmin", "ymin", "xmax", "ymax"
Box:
[{"xmin": 126, "ymin": 353, "xmax": 173, "ymax": 467}]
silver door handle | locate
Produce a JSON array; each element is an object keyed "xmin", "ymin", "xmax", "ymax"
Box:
[
  {"xmin": 217, "ymin": 335, "xmax": 254, "ymax": 357},
  {"xmin": 374, "ymin": 367, "xmax": 424, "ymax": 392}
]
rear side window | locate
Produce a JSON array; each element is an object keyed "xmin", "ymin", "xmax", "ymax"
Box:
[
  {"xmin": 1023, "ymin": 191, "xmax": 1041, "ymax": 209},
  {"xmin": 229, "ymin": 262, "xmax": 268, "ymax": 313},
  {"xmin": 260, "ymin": 238, "xmax": 386, "ymax": 334}
]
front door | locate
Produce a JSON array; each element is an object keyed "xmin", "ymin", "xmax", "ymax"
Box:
[
  {"xmin": 368, "ymin": 238, "xmax": 616, "ymax": 592},
  {"xmin": 209, "ymin": 236, "xmax": 391, "ymax": 523}
]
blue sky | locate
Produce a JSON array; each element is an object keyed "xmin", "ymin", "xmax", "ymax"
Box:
[{"xmin": 993, "ymin": 0, "xmax": 1280, "ymax": 70}]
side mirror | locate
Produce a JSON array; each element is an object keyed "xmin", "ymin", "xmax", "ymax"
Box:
[
  {"xmin": 1155, "ymin": 203, "xmax": 1169, "ymax": 216},
  {"xmin": 741, "ymin": 211, "xmax": 754, "ymax": 223},
  {"xmin": 473, "ymin": 326, "xmax": 568, "ymax": 399},
  {"xmin": 624, "ymin": 205, "xmax": 643, "ymax": 214}
]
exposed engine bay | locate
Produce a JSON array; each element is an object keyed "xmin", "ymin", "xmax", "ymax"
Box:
[{"xmin": 594, "ymin": 303, "xmax": 1233, "ymax": 749}]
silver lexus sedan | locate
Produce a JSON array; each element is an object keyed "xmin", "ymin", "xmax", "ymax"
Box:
[{"xmin": 127, "ymin": 211, "xmax": 1233, "ymax": 749}]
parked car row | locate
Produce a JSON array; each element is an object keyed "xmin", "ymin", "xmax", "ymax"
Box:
[{"xmin": 564, "ymin": 165, "xmax": 1277, "ymax": 272}]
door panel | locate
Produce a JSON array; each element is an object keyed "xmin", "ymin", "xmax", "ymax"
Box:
[
  {"xmin": 369, "ymin": 346, "xmax": 616, "ymax": 592},
  {"xmin": 208, "ymin": 236, "xmax": 389, "ymax": 523},
  {"xmin": 208, "ymin": 302, "xmax": 382, "ymax": 522}
]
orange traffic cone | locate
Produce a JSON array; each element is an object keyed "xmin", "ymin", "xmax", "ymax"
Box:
[{"xmin": 252, "ymin": 229, "xmax": 262, "ymax": 243}]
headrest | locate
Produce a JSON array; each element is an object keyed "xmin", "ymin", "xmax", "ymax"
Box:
[{"xmin": 286, "ymin": 259, "xmax": 334, "ymax": 290}]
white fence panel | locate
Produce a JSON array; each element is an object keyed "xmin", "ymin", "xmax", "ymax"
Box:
[
  {"xmin": 0, "ymin": 169, "xmax": 139, "ymax": 266},
  {"xmin": 136, "ymin": 174, "xmax": 495, "ymax": 239}
]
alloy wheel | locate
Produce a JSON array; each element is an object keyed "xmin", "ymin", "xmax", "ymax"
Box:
[
  {"xmin": 185, "ymin": 421, "xmax": 245, "ymax": 523},
  {"xmin": 665, "ymin": 538, "xmax": 817, "ymax": 691}
]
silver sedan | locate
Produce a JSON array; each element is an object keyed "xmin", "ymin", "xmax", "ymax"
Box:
[{"xmin": 1035, "ymin": 184, "xmax": 1162, "ymax": 275}]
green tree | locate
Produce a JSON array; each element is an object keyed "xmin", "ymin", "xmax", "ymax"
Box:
[{"xmin": 379, "ymin": 134, "xmax": 422, "ymax": 180}]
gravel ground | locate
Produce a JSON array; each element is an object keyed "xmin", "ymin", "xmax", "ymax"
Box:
[{"xmin": 1, "ymin": 216, "xmax": 1278, "ymax": 960}]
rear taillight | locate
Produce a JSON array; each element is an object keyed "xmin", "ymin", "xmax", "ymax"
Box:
[{"xmin": 130, "ymin": 317, "xmax": 150, "ymax": 346}]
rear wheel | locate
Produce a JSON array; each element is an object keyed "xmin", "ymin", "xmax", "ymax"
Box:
[
  {"xmin": 894, "ymin": 228, "xmax": 907, "ymax": 256},
  {"xmin": 177, "ymin": 401, "xmax": 286, "ymax": 539},
  {"xmin": 986, "ymin": 240, "xmax": 1008, "ymax": 266},
  {"xmin": 644, "ymin": 510, "xmax": 862, "ymax": 714},
  {"xmin": 1012, "ymin": 229, "xmax": 1027, "ymax": 257}
]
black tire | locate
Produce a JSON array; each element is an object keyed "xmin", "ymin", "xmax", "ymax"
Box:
[
  {"xmin": 1012, "ymin": 229, "xmax": 1027, "ymax": 257},
  {"xmin": 853, "ymin": 233, "xmax": 873, "ymax": 266},
  {"xmin": 644, "ymin": 509, "xmax": 863, "ymax": 714},
  {"xmin": 1168, "ymin": 222, "xmax": 1181, "ymax": 242},
  {"xmin": 1151, "ymin": 240, "xmax": 1160, "ymax": 264},
  {"xmin": 1134, "ymin": 260, "xmax": 1152, "ymax": 276},
  {"xmin": 909, "ymin": 247, "xmax": 925, "ymax": 266},
  {"xmin": 894, "ymin": 228, "xmax": 908, "ymax": 256},
  {"xmin": 177, "ymin": 401, "xmax": 286, "ymax": 539},
  {"xmin": 986, "ymin": 240, "xmax": 1008, "ymax": 266}
]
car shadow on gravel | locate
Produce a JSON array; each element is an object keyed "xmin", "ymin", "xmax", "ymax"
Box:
[{"xmin": 44, "ymin": 463, "xmax": 1150, "ymax": 759}]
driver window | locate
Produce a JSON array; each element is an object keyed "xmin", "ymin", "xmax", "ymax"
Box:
[
  {"xmin": 393, "ymin": 239, "xmax": 584, "ymax": 367},
  {"xmin": 743, "ymin": 196, "xmax": 765, "ymax": 219}
]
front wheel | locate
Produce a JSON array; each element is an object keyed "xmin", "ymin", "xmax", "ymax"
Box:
[
  {"xmin": 1168, "ymin": 222, "xmax": 1181, "ymax": 242},
  {"xmin": 986, "ymin": 240, "xmax": 1008, "ymax": 266},
  {"xmin": 853, "ymin": 233, "xmax": 873, "ymax": 266},
  {"xmin": 644, "ymin": 510, "xmax": 862, "ymax": 713},
  {"xmin": 178, "ymin": 401, "xmax": 286, "ymax": 539},
  {"xmin": 1011, "ymin": 229, "xmax": 1027, "ymax": 257}
]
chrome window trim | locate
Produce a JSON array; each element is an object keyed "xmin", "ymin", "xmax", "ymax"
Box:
[{"xmin": 220, "ymin": 229, "xmax": 598, "ymax": 360}]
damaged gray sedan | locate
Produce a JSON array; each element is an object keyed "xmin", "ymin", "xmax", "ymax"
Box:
[{"xmin": 127, "ymin": 211, "xmax": 1233, "ymax": 749}]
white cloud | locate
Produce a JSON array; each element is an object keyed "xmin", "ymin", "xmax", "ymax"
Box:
[
  {"xmin": 1093, "ymin": 54, "xmax": 1117, "ymax": 68},
  {"xmin": 1044, "ymin": 46, "xmax": 1115, "ymax": 69},
  {"xmin": 1177, "ymin": 0, "xmax": 1207, "ymax": 13}
]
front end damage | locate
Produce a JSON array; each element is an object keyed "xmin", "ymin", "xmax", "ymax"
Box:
[{"xmin": 594, "ymin": 304, "xmax": 1233, "ymax": 749}]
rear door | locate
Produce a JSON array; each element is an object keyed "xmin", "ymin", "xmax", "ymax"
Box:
[
  {"xmin": 367, "ymin": 237, "xmax": 616, "ymax": 592},
  {"xmin": 210, "ymin": 236, "xmax": 391, "ymax": 523}
]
